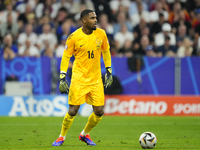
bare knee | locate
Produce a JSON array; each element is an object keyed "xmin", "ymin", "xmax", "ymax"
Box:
[
  {"xmin": 93, "ymin": 106, "xmax": 104, "ymax": 116},
  {"xmin": 95, "ymin": 110, "xmax": 104, "ymax": 116},
  {"xmin": 68, "ymin": 105, "xmax": 80, "ymax": 116}
]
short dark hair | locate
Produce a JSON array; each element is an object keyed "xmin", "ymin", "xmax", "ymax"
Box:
[
  {"xmin": 80, "ymin": 9, "xmax": 94, "ymax": 20},
  {"xmin": 165, "ymin": 35, "xmax": 170, "ymax": 40},
  {"xmin": 59, "ymin": 7, "xmax": 68, "ymax": 13}
]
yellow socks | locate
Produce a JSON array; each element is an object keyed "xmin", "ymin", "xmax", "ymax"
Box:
[
  {"xmin": 61, "ymin": 112, "xmax": 75, "ymax": 137},
  {"xmin": 83, "ymin": 112, "xmax": 102, "ymax": 134},
  {"xmin": 60, "ymin": 112, "xmax": 102, "ymax": 137}
]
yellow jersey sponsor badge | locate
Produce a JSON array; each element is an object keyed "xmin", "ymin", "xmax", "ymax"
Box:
[{"xmin": 96, "ymin": 38, "xmax": 102, "ymax": 48}]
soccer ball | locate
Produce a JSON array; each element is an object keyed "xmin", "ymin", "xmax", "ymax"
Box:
[{"xmin": 139, "ymin": 132, "xmax": 157, "ymax": 149}]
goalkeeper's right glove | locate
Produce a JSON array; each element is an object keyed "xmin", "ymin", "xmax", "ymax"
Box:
[{"xmin": 59, "ymin": 73, "xmax": 69, "ymax": 94}]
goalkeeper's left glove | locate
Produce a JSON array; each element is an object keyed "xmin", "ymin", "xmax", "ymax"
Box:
[
  {"xmin": 59, "ymin": 73, "xmax": 69, "ymax": 94},
  {"xmin": 105, "ymin": 67, "xmax": 113, "ymax": 88}
]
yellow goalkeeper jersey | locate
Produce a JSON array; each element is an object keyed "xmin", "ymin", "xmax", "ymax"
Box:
[{"xmin": 62, "ymin": 27, "xmax": 110, "ymax": 85}]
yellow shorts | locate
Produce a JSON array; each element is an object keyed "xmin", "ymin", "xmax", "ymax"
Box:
[{"xmin": 68, "ymin": 82, "xmax": 104, "ymax": 106}]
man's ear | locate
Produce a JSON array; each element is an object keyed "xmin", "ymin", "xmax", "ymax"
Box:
[{"xmin": 82, "ymin": 18, "xmax": 86, "ymax": 24}]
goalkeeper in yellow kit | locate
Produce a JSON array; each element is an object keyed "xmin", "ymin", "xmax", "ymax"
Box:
[{"xmin": 52, "ymin": 9, "xmax": 113, "ymax": 146}]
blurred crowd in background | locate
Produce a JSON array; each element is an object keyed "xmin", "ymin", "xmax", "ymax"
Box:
[{"xmin": 1, "ymin": 0, "xmax": 200, "ymax": 60}]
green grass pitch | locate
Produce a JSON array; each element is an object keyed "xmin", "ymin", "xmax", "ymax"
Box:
[{"xmin": 0, "ymin": 116, "xmax": 199, "ymax": 150}]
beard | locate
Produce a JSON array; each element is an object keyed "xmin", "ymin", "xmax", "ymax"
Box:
[{"xmin": 91, "ymin": 26, "xmax": 97, "ymax": 30}]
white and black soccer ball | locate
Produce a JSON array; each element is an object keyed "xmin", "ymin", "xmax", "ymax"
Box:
[{"xmin": 139, "ymin": 132, "xmax": 157, "ymax": 149}]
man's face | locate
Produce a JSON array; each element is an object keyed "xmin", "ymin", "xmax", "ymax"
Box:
[
  {"xmin": 84, "ymin": 12, "xmax": 97, "ymax": 30},
  {"xmin": 26, "ymin": 25, "xmax": 33, "ymax": 34},
  {"xmin": 165, "ymin": 39, "xmax": 170, "ymax": 46},
  {"xmin": 43, "ymin": 25, "xmax": 50, "ymax": 33},
  {"xmin": 163, "ymin": 31, "xmax": 169, "ymax": 36}
]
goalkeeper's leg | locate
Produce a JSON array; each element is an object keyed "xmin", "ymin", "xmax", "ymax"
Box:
[
  {"xmin": 52, "ymin": 105, "xmax": 80, "ymax": 146},
  {"xmin": 79, "ymin": 106, "xmax": 104, "ymax": 146}
]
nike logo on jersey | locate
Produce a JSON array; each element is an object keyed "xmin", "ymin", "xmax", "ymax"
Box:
[{"xmin": 80, "ymin": 44, "xmax": 85, "ymax": 47}]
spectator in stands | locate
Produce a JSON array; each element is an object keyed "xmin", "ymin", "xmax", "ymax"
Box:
[
  {"xmin": 118, "ymin": 40, "xmax": 134, "ymax": 58},
  {"xmin": 98, "ymin": 13, "xmax": 114, "ymax": 36},
  {"xmin": 114, "ymin": 24, "xmax": 134, "ymax": 51},
  {"xmin": 133, "ymin": 18, "xmax": 150, "ymax": 44},
  {"xmin": 53, "ymin": 0, "xmax": 72, "ymax": 15},
  {"xmin": 185, "ymin": 0, "xmax": 199, "ymax": 17},
  {"xmin": 43, "ymin": 46, "xmax": 54, "ymax": 58},
  {"xmin": 154, "ymin": 23, "xmax": 176, "ymax": 47},
  {"xmin": 1, "ymin": 34, "xmax": 17, "ymax": 53},
  {"xmin": 176, "ymin": 24, "xmax": 192, "ymax": 47},
  {"xmin": 26, "ymin": 13, "xmax": 37, "ymax": 32},
  {"xmin": 18, "ymin": 24, "xmax": 38, "ymax": 48},
  {"xmin": 0, "ymin": 13, "xmax": 19, "ymax": 41},
  {"xmin": 27, "ymin": 0, "xmax": 37, "ymax": 11},
  {"xmin": 55, "ymin": 7, "xmax": 70, "ymax": 27},
  {"xmin": 73, "ymin": 1, "xmax": 94, "ymax": 26},
  {"xmin": 109, "ymin": 39, "xmax": 118, "ymax": 56},
  {"xmin": 18, "ymin": 4, "xmax": 33, "ymax": 27},
  {"xmin": 92, "ymin": 0, "xmax": 113, "ymax": 22},
  {"xmin": 166, "ymin": 0, "xmax": 187, "ymax": 9},
  {"xmin": 149, "ymin": 0, "xmax": 170, "ymax": 12},
  {"xmin": 150, "ymin": 1, "xmax": 169, "ymax": 23},
  {"xmin": 73, "ymin": 12, "xmax": 84, "ymax": 29},
  {"xmin": 156, "ymin": 35, "xmax": 177, "ymax": 57},
  {"xmin": 130, "ymin": 2, "xmax": 150, "ymax": 28},
  {"xmin": 71, "ymin": 0, "xmax": 94, "ymax": 16},
  {"xmin": 129, "ymin": 0, "xmax": 148, "ymax": 17},
  {"xmin": 168, "ymin": 2, "xmax": 190, "ymax": 24},
  {"xmin": 3, "ymin": 44, "xmax": 16, "ymax": 60},
  {"xmin": 35, "ymin": 0, "xmax": 57, "ymax": 19},
  {"xmin": 35, "ymin": 15, "xmax": 55, "ymax": 34},
  {"xmin": 113, "ymin": 11, "xmax": 132, "ymax": 34},
  {"xmin": 14, "ymin": 0, "xmax": 27, "ymax": 14},
  {"xmin": 150, "ymin": 12, "xmax": 168, "ymax": 37},
  {"xmin": 37, "ymin": 24, "xmax": 57, "ymax": 53},
  {"xmin": 55, "ymin": 35, "xmax": 68, "ymax": 57},
  {"xmin": 133, "ymin": 35, "xmax": 150, "ymax": 56},
  {"xmin": 145, "ymin": 0, "xmax": 157, "ymax": 7},
  {"xmin": 145, "ymin": 45, "xmax": 161, "ymax": 57},
  {"xmin": 0, "ymin": 0, "xmax": 198, "ymax": 60},
  {"xmin": 134, "ymin": 26, "xmax": 154, "ymax": 47},
  {"xmin": 109, "ymin": 0, "xmax": 130, "ymax": 17},
  {"xmin": 56, "ymin": 18, "xmax": 76, "ymax": 42},
  {"xmin": 1, "ymin": 34, "xmax": 17, "ymax": 60},
  {"xmin": 115, "ymin": 3, "xmax": 130, "ymax": 23},
  {"xmin": 18, "ymin": 40, "xmax": 40, "ymax": 57},
  {"xmin": 172, "ymin": 10, "xmax": 192, "ymax": 35},
  {"xmin": 177, "ymin": 37, "xmax": 193, "ymax": 57},
  {"xmin": 0, "ymin": 0, "xmax": 18, "ymax": 24}
]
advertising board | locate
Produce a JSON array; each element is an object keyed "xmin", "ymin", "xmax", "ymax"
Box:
[
  {"xmin": 0, "ymin": 95, "xmax": 199, "ymax": 116},
  {"xmin": 104, "ymin": 95, "xmax": 200, "ymax": 116}
]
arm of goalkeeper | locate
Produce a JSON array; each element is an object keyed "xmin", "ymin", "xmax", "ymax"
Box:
[
  {"xmin": 105, "ymin": 67, "xmax": 113, "ymax": 88},
  {"xmin": 59, "ymin": 73, "xmax": 69, "ymax": 94}
]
